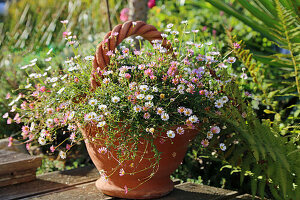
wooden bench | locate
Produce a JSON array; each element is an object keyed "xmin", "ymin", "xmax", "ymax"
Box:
[{"xmin": 0, "ymin": 165, "xmax": 259, "ymax": 200}]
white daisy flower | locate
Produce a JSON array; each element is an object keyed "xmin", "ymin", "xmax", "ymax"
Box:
[
  {"xmin": 137, "ymin": 94, "xmax": 145, "ymax": 100},
  {"xmin": 45, "ymin": 57, "xmax": 52, "ymax": 62},
  {"xmin": 207, "ymin": 132, "xmax": 213, "ymax": 139},
  {"xmin": 139, "ymin": 85, "xmax": 149, "ymax": 92},
  {"xmin": 25, "ymin": 84, "xmax": 32, "ymax": 89},
  {"xmin": 103, "ymin": 78, "xmax": 110, "ymax": 84},
  {"xmin": 183, "ymin": 108, "xmax": 193, "ymax": 116},
  {"xmin": 220, "ymin": 143, "xmax": 226, "ymax": 151},
  {"xmin": 111, "ymin": 96, "xmax": 120, "ymax": 103},
  {"xmin": 156, "ymin": 107, "xmax": 164, "ymax": 115},
  {"xmin": 161, "ymin": 113, "xmax": 169, "ymax": 121},
  {"xmin": 221, "ymin": 96, "xmax": 229, "ymax": 103},
  {"xmin": 133, "ymin": 105, "xmax": 142, "ymax": 112},
  {"xmin": 167, "ymin": 23, "xmax": 173, "ymax": 28},
  {"xmin": 20, "ymin": 65, "xmax": 29, "ymax": 69},
  {"xmin": 167, "ymin": 130, "xmax": 175, "ymax": 138},
  {"xmin": 30, "ymin": 58, "xmax": 37, "ymax": 63},
  {"xmin": 215, "ymin": 99, "xmax": 224, "ymax": 108},
  {"xmin": 177, "ymin": 84, "xmax": 185, "ymax": 91},
  {"xmin": 89, "ymin": 99, "xmax": 98, "ymax": 106},
  {"xmin": 152, "ymin": 86, "xmax": 158, "ymax": 92},
  {"xmin": 50, "ymin": 77, "xmax": 58, "ymax": 82},
  {"xmin": 176, "ymin": 127, "xmax": 184, "ymax": 135},
  {"xmin": 145, "ymin": 101, "xmax": 153, "ymax": 108},
  {"xmin": 95, "ymin": 115, "xmax": 104, "ymax": 121},
  {"xmin": 59, "ymin": 151, "xmax": 67, "ymax": 159},
  {"xmin": 57, "ymin": 87, "xmax": 65, "ymax": 94},
  {"xmin": 97, "ymin": 121, "xmax": 106, "ymax": 127},
  {"xmin": 98, "ymin": 105, "xmax": 107, "ymax": 110},
  {"xmin": 38, "ymin": 137, "xmax": 46, "ymax": 145},
  {"xmin": 84, "ymin": 56, "xmax": 94, "ymax": 61},
  {"xmin": 85, "ymin": 112, "xmax": 97, "ymax": 121},
  {"xmin": 145, "ymin": 95, "xmax": 153, "ymax": 101},
  {"xmin": 68, "ymin": 111, "xmax": 75, "ymax": 120},
  {"xmin": 188, "ymin": 115, "xmax": 198, "ymax": 123}
]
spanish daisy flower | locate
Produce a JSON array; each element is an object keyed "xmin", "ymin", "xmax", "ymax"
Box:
[
  {"xmin": 38, "ymin": 137, "xmax": 46, "ymax": 145},
  {"xmin": 111, "ymin": 96, "xmax": 120, "ymax": 103},
  {"xmin": 176, "ymin": 127, "xmax": 184, "ymax": 135},
  {"xmin": 184, "ymin": 108, "xmax": 193, "ymax": 116},
  {"xmin": 68, "ymin": 111, "xmax": 75, "ymax": 120},
  {"xmin": 97, "ymin": 121, "xmax": 106, "ymax": 128},
  {"xmin": 129, "ymin": 82, "xmax": 137, "ymax": 90},
  {"xmin": 188, "ymin": 115, "xmax": 198, "ymax": 123},
  {"xmin": 98, "ymin": 104, "xmax": 107, "ymax": 110},
  {"xmin": 214, "ymin": 99, "xmax": 224, "ymax": 108},
  {"xmin": 221, "ymin": 96, "xmax": 229, "ymax": 103},
  {"xmin": 167, "ymin": 130, "xmax": 175, "ymax": 138},
  {"xmin": 145, "ymin": 101, "xmax": 153, "ymax": 108},
  {"xmin": 89, "ymin": 99, "xmax": 97, "ymax": 106},
  {"xmin": 152, "ymin": 86, "xmax": 158, "ymax": 92},
  {"xmin": 59, "ymin": 151, "xmax": 67, "ymax": 159},
  {"xmin": 220, "ymin": 143, "xmax": 226, "ymax": 151},
  {"xmin": 161, "ymin": 113, "xmax": 169, "ymax": 121},
  {"xmin": 133, "ymin": 105, "xmax": 142, "ymax": 112},
  {"xmin": 145, "ymin": 95, "xmax": 154, "ymax": 101},
  {"xmin": 157, "ymin": 107, "xmax": 164, "ymax": 115},
  {"xmin": 207, "ymin": 132, "xmax": 213, "ymax": 139},
  {"xmin": 95, "ymin": 115, "xmax": 104, "ymax": 121},
  {"xmin": 119, "ymin": 168, "xmax": 125, "ymax": 176},
  {"xmin": 227, "ymin": 57, "xmax": 236, "ymax": 63},
  {"xmin": 167, "ymin": 23, "xmax": 173, "ymax": 28},
  {"xmin": 201, "ymin": 139, "xmax": 209, "ymax": 147},
  {"xmin": 161, "ymin": 33, "xmax": 168, "ymax": 38},
  {"xmin": 85, "ymin": 112, "xmax": 96, "ymax": 121},
  {"xmin": 138, "ymin": 64, "xmax": 146, "ymax": 70},
  {"xmin": 137, "ymin": 94, "xmax": 145, "ymax": 100},
  {"xmin": 211, "ymin": 126, "xmax": 220, "ymax": 134},
  {"xmin": 149, "ymin": 127, "xmax": 155, "ymax": 134},
  {"xmin": 144, "ymin": 112, "xmax": 150, "ymax": 119},
  {"xmin": 178, "ymin": 107, "xmax": 185, "ymax": 114},
  {"xmin": 181, "ymin": 20, "xmax": 188, "ymax": 25},
  {"xmin": 103, "ymin": 78, "xmax": 110, "ymax": 84},
  {"xmin": 139, "ymin": 85, "xmax": 149, "ymax": 92},
  {"xmin": 60, "ymin": 20, "xmax": 68, "ymax": 24},
  {"xmin": 101, "ymin": 173, "xmax": 108, "ymax": 181},
  {"xmin": 50, "ymin": 145, "xmax": 55, "ymax": 153},
  {"xmin": 177, "ymin": 84, "xmax": 185, "ymax": 91},
  {"xmin": 22, "ymin": 125, "xmax": 30, "ymax": 134},
  {"xmin": 46, "ymin": 119, "xmax": 54, "ymax": 127},
  {"xmin": 98, "ymin": 147, "xmax": 107, "ymax": 154}
]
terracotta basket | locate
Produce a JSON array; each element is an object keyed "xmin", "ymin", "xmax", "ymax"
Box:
[{"xmin": 84, "ymin": 21, "xmax": 199, "ymax": 199}]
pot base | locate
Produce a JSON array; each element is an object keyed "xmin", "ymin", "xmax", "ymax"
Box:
[{"xmin": 96, "ymin": 176, "xmax": 174, "ymax": 199}]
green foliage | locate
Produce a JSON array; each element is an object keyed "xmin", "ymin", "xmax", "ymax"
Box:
[
  {"xmin": 206, "ymin": 0, "xmax": 300, "ymax": 99},
  {"xmin": 208, "ymin": 81, "xmax": 300, "ymax": 199}
]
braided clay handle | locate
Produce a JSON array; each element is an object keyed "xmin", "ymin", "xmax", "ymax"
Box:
[{"xmin": 91, "ymin": 21, "xmax": 170, "ymax": 89}]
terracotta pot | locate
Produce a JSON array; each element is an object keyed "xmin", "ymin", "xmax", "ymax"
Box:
[{"xmin": 81, "ymin": 124, "xmax": 198, "ymax": 199}]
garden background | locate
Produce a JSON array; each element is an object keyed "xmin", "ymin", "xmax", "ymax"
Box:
[{"xmin": 0, "ymin": 0, "xmax": 299, "ymax": 199}]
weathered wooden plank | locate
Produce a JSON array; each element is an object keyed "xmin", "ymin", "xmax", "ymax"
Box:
[
  {"xmin": 159, "ymin": 182, "xmax": 239, "ymax": 200},
  {"xmin": 0, "ymin": 165, "xmax": 99, "ymax": 200},
  {"xmin": 0, "ymin": 150, "xmax": 42, "ymax": 174},
  {"xmin": 0, "ymin": 150, "xmax": 41, "ymax": 187},
  {"xmin": 30, "ymin": 182, "xmax": 110, "ymax": 200},
  {"xmin": 0, "ymin": 168, "xmax": 36, "ymax": 187},
  {"xmin": 29, "ymin": 179, "xmax": 240, "ymax": 200}
]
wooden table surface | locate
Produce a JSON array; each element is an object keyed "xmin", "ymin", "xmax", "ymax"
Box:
[{"xmin": 0, "ymin": 165, "xmax": 258, "ymax": 200}]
